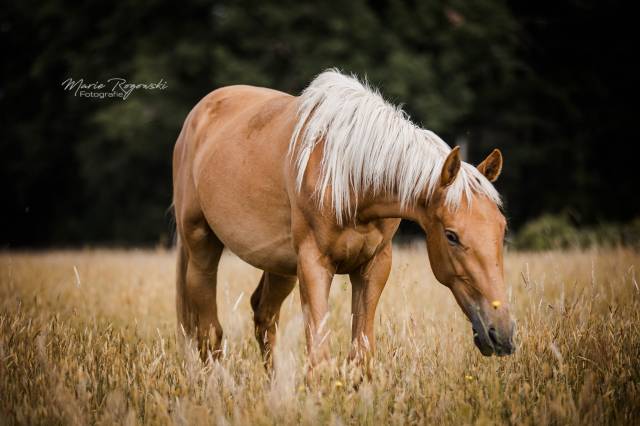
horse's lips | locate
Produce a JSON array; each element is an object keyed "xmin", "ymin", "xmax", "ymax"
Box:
[{"xmin": 472, "ymin": 326, "xmax": 495, "ymax": 356}]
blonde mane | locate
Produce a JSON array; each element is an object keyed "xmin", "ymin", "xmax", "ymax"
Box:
[{"xmin": 289, "ymin": 69, "xmax": 501, "ymax": 224}]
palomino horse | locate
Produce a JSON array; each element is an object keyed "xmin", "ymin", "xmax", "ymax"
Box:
[{"xmin": 172, "ymin": 70, "xmax": 515, "ymax": 367}]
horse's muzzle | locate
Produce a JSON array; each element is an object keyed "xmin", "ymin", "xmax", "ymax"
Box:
[{"xmin": 472, "ymin": 319, "xmax": 516, "ymax": 356}]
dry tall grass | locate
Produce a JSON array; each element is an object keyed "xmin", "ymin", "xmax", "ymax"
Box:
[{"xmin": 1, "ymin": 246, "xmax": 639, "ymax": 425}]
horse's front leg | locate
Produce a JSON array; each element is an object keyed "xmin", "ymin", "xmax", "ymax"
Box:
[
  {"xmin": 348, "ymin": 243, "xmax": 392, "ymax": 364},
  {"xmin": 296, "ymin": 240, "xmax": 335, "ymax": 369}
]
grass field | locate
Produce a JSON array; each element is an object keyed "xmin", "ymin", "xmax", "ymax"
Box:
[{"xmin": 1, "ymin": 246, "xmax": 639, "ymax": 425}]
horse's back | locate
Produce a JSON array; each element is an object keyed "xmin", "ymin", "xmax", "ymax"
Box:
[{"xmin": 173, "ymin": 84, "xmax": 300, "ymax": 275}]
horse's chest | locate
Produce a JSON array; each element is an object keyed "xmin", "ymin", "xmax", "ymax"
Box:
[{"xmin": 329, "ymin": 225, "xmax": 387, "ymax": 273}]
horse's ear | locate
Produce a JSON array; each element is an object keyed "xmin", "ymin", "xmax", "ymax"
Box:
[
  {"xmin": 440, "ymin": 146, "xmax": 461, "ymax": 188},
  {"xmin": 477, "ymin": 149, "xmax": 503, "ymax": 182}
]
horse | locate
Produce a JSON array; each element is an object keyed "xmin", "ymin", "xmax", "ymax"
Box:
[{"xmin": 172, "ymin": 70, "xmax": 515, "ymax": 368}]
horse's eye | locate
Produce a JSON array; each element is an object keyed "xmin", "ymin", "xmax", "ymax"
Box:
[{"xmin": 445, "ymin": 230, "xmax": 459, "ymax": 245}]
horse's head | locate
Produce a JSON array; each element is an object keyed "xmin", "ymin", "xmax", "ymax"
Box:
[{"xmin": 422, "ymin": 147, "xmax": 515, "ymax": 356}]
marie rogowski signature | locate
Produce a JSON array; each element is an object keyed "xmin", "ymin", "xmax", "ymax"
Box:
[{"xmin": 61, "ymin": 77, "xmax": 168, "ymax": 100}]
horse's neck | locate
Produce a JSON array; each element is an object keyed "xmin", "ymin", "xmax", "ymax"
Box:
[{"xmin": 355, "ymin": 192, "xmax": 425, "ymax": 224}]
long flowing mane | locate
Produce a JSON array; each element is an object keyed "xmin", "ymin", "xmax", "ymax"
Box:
[{"xmin": 289, "ymin": 69, "xmax": 501, "ymax": 224}]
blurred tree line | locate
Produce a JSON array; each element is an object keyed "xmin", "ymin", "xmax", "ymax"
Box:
[{"xmin": 1, "ymin": 0, "xmax": 636, "ymax": 246}]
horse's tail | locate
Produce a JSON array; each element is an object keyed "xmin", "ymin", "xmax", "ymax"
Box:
[
  {"xmin": 165, "ymin": 202, "xmax": 177, "ymax": 247},
  {"xmin": 175, "ymin": 228, "xmax": 189, "ymax": 336}
]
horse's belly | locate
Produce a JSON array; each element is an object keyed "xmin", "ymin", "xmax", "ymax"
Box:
[
  {"xmin": 219, "ymin": 228, "xmax": 298, "ymax": 276},
  {"xmin": 213, "ymin": 215, "xmax": 297, "ymax": 275},
  {"xmin": 194, "ymin": 165, "xmax": 297, "ymax": 275}
]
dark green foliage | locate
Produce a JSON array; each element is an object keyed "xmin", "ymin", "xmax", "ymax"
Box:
[
  {"xmin": 513, "ymin": 214, "xmax": 579, "ymax": 250},
  {"xmin": 1, "ymin": 0, "xmax": 636, "ymax": 246},
  {"xmin": 513, "ymin": 214, "xmax": 640, "ymax": 251}
]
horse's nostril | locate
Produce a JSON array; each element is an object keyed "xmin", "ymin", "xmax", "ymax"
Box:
[{"xmin": 488, "ymin": 327, "xmax": 499, "ymax": 346}]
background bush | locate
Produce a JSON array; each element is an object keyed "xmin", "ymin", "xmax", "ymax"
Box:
[{"xmin": 513, "ymin": 214, "xmax": 640, "ymax": 251}]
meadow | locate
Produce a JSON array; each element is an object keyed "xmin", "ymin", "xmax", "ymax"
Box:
[{"xmin": 1, "ymin": 246, "xmax": 639, "ymax": 425}]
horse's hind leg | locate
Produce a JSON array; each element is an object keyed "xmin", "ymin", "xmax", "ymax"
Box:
[
  {"xmin": 176, "ymin": 219, "xmax": 224, "ymax": 361},
  {"xmin": 251, "ymin": 272, "xmax": 297, "ymax": 368}
]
